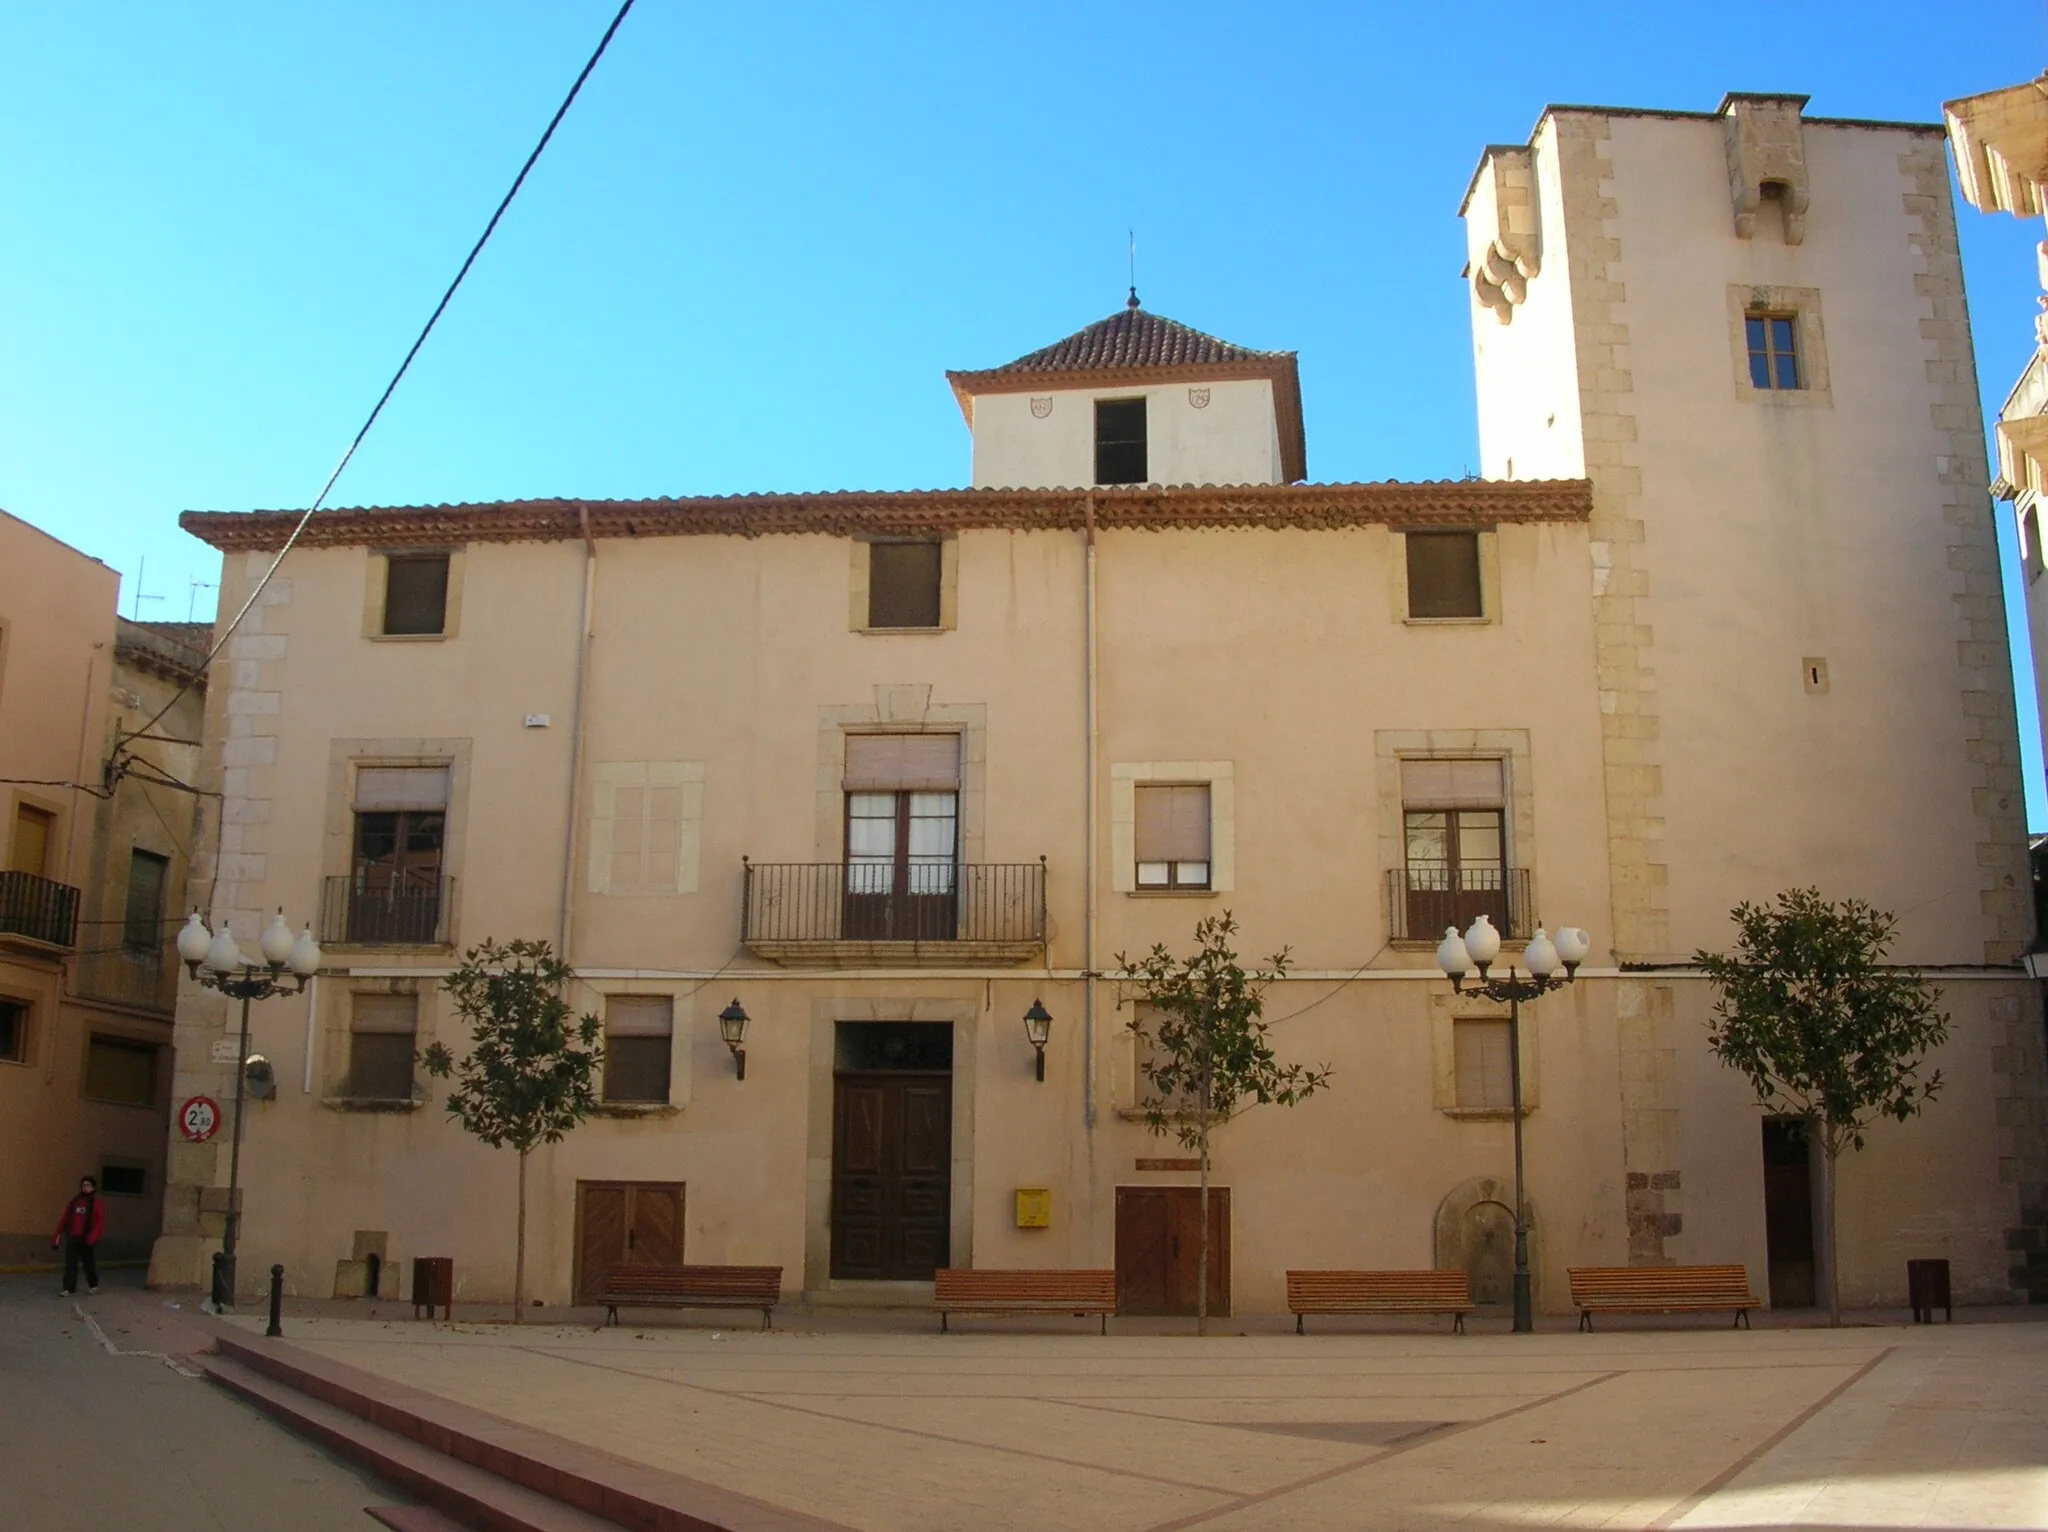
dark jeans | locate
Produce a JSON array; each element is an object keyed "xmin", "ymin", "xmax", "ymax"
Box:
[{"xmin": 61, "ymin": 1235, "xmax": 98, "ymax": 1292}]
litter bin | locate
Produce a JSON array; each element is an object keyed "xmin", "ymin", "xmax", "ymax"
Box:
[
  {"xmin": 1906, "ymin": 1257, "xmax": 1950, "ymax": 1323},
  {"xmin": 411, "ymin": 1256, "xmax": 454, "ymax": 1320}
]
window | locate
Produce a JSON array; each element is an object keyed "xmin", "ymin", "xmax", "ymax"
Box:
[
  {"xmin": 603, "ymin": 995, "xmax": 674, "ymax": 1103},
  {"xmin": 0, "ymin": 998, "xmax": 25, "ymax": 1063},
  {"xmin": 84, "ymin": 1035, "xmax": 158, "ymax": 1107},
  {"xmin": 1453, "ymin": 1018, "xmax": 1513, "ymax": 1110},
  {"xmin": 382, "ymin": 553, "xmax": 450, "ymax": 636},
  {"xmin": 10, "ymin": 804, "xmax": 54, "ymax": 875},
  {"xmin": 1400, "ymin": 759, "xmax": 1510, "ymax": 938},
  {"xmin": 348, "ymin": 768, "xmax": 448, "ymax": 944},
  {"xmin": 868, "ymin": 542, "xmax": 943, "ymax": 629},
  {"xmin": 1135, "ymin": 784, "xmax": 1211, "ymax": 890},
  {"xmin": 123, "ymin": 849, "xmax": 170, "ymax": 952},
  {"xmin": 1745, "ymin": 312, "xmax": 1800, "ymax": 390},
  {"xmin": 1406, "ymin": 532, "xmax": 1483, "ymax": 619},
  {"xmin": 347, "ymin": 992, "xmax": 418, "ymax": 1100},
  {"xmin": 843, "ymin": 734, "xmax": 960, "ymax": 939},
  {"xmin": 1095, "ymin": 398, "xmax": 1148, "ymax": 485},
  {"xmin": 100, "ymin": 1164, "xmax": 147, "ymax": 1196}
]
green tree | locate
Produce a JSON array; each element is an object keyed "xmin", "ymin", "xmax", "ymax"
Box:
[
  {"xmin": 1117, "ymin": 912, "xmax": 1330, "ymax": 1335},
  {"xmin": 1694, "ymin": 889, "xmax": 1950, "ymax": 1326},
  {"xmin": 420, "ymin": 938, "xmax": 603, "ymax": 1323}
]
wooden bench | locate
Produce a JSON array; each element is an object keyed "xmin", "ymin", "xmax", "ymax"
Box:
[
  {"xmin": 933, "ymin": 1269, "xmax": 1117, "ymax": 1333},
  {"xmin": 1286, "ymin": 1270, "xmax": 1477, "ymax": 1334},
  {"xmin": 1568, "ymin": 1265, "xmax": 1758, "ymax": 1330},
  {"xmin": 599, "ymin": 1265, "xmax": 784, "ymax": 1329}
]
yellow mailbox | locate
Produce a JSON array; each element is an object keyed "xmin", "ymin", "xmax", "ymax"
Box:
[{"xmin": 1014, "ymin": 1187, "xmax": 1051, "ymax": 1228}]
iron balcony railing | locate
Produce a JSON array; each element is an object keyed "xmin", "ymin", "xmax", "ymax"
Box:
[
  {"xmin": 0, "ymin": 870, "xmax": 80, "ymax": 949},
  {"xmin": 742, "ymin": 861, "xmax": 1045, "ymax": 950},
  {"xmin": 319, "ymin": 874, "xmax": 454, "ymax": 947},
  {"xmin": 1386, "ymin": 866, "xmax": 1534, "ymax": 943}
]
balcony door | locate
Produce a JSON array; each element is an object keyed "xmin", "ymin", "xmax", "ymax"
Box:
[
  {"xmin": 1400, "ymin": 758, "xmax": 1509, "ymax": 939},
  {"xmin": 842, "ymin": 734, "xmax": 959, "ymax": 941},
  {"xmin": 10, "ymin": 804, "xmax": 53, "ymax": 875},
  {"xmin": 350, "ymin": 767, "xmax": 448, "ymax": 944}
]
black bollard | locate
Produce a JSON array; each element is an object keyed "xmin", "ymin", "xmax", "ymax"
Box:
[{"xmin": 266, "ymin": 1264, "xmax": 285, "ymax": 1337}]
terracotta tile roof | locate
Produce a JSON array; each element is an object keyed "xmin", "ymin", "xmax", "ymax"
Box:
[
  {"xmin": 945, "ymin": 299, "xmax": 1308, "ymax": 482},
  {"xmin": 179, "ymin": 480, "xmax": 1590, "ymax": 552},
  {"xmin": 985, "ymin": 302, "xmax": 1290, "ymax": 375}
]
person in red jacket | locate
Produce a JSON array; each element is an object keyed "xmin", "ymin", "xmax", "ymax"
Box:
[{"xmin": 52, "ymin": 1176, "xmax": 105, "ymax": 1296}]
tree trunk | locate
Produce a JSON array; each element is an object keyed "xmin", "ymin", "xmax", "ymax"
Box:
[
  {"xmin": 514, "ymin": 1146, "xmax": 529, "ymax": 1325},
  {"xmin": 1818, "ymin": 1128, "xmax": 1841, "ymax": 1328}
]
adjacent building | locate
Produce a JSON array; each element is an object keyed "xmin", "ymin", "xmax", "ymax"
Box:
[
  {"xmin": 152, "ymin": 92, "xmax": 2047, "ymax": 1313},
  {"xmin": 1, "ymin": 511, "xmax": 206, "ymax": 1264}
]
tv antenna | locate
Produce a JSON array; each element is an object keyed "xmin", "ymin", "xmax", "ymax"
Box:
[
  {"xmin": 188, "ymin": 578, "xmax": 218, "ymax": 622},
  {"xmin": 1127, "ymin": 229, "xmax": 1139, "ymax": 309},
  {"xmin": 128, "ymin": 556, "xmax": 165, "ymax": 621}
]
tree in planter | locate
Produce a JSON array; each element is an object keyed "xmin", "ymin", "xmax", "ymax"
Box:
[
  {"xmin": 1695, "ymin": 888, "xmax": 1949, "ymax": 1326},
  {"xmin": 1117, "ymin": 912, "xmax": 1331, "ymax": 1335},
  {"xmin": 420, "ymin": 938, "xmax": 603, "ymax": 1323}
]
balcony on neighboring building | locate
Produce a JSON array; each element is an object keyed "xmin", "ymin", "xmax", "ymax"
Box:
[
  {"xmin": 319, "ymin": 874, "xmax": 455, "ymax": 948},
  {"xmin": 742, "ymin": 860, "xmax": 1045, "ymax": 966},
  {"xmin": 1386, "ymin": 866, "xmax": 1535, "ymax": 944},
  {"xmin": 0, "ymin": 870, "xmax": 80, "ymax": 950}
]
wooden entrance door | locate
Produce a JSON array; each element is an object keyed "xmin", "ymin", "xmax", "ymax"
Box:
[
  {"xmin": 1761, "ymin": 1118, "xmax": 1816, "ymax": 1307},
  {"xmin": 573, "ymin": 1181, "xmax": 684, "ymax": 1304},
  {"xmin": 1114, "ymin": 1186, "xmax": 1230, "ymax": 1316},
  {"xmin": 831, "ymin": 1073, "xmax": 951, "ymax": 1279}
]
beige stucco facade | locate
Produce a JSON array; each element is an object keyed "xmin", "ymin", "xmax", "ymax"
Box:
[
  {"xmin": 1, "ymin": 513, "xmax": 204, "ymax": 1262},
  {"xmin": 152, "ymin": 92, "xmax": 2045, "ymax": 1314}
]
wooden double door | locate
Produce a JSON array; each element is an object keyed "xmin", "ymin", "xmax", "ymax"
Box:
[
  {"xmin": 1115, "ymin": 1186, "xmax": 1230, "ymax": 1316},
  {"xmin": 574, "ymin": 1181, "xmax": 684, "ymax": 1304},
  {"xmin": 831, "ymin": 1072, "xmax": 951, "ymax": 1279}
]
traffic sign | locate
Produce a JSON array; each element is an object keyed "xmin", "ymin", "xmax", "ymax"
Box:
[{"xmin": 178, "ymin": 1095, "xmax": 222, "ymax": 1142}]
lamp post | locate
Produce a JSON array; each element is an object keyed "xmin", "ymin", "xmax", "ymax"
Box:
[
  {"xmin": 718, "ymin": 999, "xmax": 749, "ymax": 1080},
  {"xmin": 1022, "ymin": 999, "xmax": 1052, "ymax": 1082},
  {"xmin": 1434, "ymin": 915, "xmax": 1591, "ymax": 1334},
  {"xmin": 177, "ymin": 908, "xmax": 321, "ymax": 1310}
]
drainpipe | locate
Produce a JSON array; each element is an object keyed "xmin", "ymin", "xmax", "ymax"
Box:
[
  {"xmin": 557, "ymin": 507, "xmax": 597, "ymax": 966},
  {"xmin": 1083, "ymin": 492, "xmax": 1099, "ymax": 1131}
]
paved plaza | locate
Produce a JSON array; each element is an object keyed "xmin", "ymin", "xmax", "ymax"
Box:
[{"xmin": 222, "ymin": 1308, "xmax": 2048, "ymax": 1530}]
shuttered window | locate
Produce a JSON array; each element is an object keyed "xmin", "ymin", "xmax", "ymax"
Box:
[
  {"xmin": 604, "ymin": 996, "xmax": 673, "ymax": 1103},
  {"xmin": 123, "ymin": 849, "xmax": 170, "ymax": 951},
  {"xmin": 353, "ymin": 768, "xmax": 451, "ymax": 811},
  {"xmin": 1400, "ymin": 758, "xmax": 1503, "ymax": 807},
  {"xmin": 1406, "ymin": 532, "xmax": 1483, "ymax": 619},
  {"xmin": 347, "ymin": 993, "xmax": 418, "ymax": 1100},
  {"xmin": 843, "ymin": 734, "xmax": 960, "ymax": 791},
  {"xmin": 868, "ymin": 542, "xmax": 943, "ymax": 629},
  {"xmin": 1135, "ymin": 783, "xmax": 1211, "ymax": 890},
  {"xmin": 383, "ymin": 553, "xmax": 450, "ymax": 635},
  {"xmin": 1454, "ymin": 1018, "xmax": 1513, "ymax": 1109},
  {"xmin": 84, "ymin": 1035, "xmax": 158, "ymax": 1107}
]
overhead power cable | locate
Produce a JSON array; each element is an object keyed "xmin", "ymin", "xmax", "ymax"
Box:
[{"xmin": 112, "ymin": 0, "xmax": 639, "ymax": 760}]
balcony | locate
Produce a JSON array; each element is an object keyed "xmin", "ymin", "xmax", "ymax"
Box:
[
  {"xmin": 742, "ymin": 861, "xmax": 1045, "ymax": 966},
  {"xmin": 319, "ymin": 875, "xmax": 454, "ymax": 948},
  {"xmin": 1386, "ymin": 866, "xmax": 1534, "ymax": 944},
  {"xmin": 0, "ymin": 871, "xmax": 80, "ymax": 950}
]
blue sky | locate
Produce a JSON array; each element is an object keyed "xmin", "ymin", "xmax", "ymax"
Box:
[{"xmin": 5, "ymin": 2, "xmax": 2046, "ymax": 820}]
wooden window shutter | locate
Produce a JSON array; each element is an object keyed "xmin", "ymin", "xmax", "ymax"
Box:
[
  {"xmin": 354, "ymin": 767, "xmax": 451, "ymax": 811},
  {"xmin": 605, "ymin": 995, "xmax": 674, "ymax": 1037},
  {"xmin": 384, "ymin": 553, "xmax": 450, "ymax": 635},
  {"xmin": 867, "ymin": 542, "xmax": 942, "ymax": 628},
  {"xmin": 1135, "ymin": 784, "xmax": 1211, "ymax": 862},
  {"xmin": 1406, "ymin": 532, "xmax": 1483, "ymax": 619},
  {"xmin": 349, "ymin": 993, "xmax": 418, "ymax": 1034},
  {"xmin": 1400, "ymin": 758, "xmax": 1503, "ymax": 807},
  {"xmin": 843, "ymin": 734, "xmax": 961, "ymax": 791}
]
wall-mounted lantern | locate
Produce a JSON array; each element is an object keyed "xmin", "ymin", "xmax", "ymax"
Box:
[
  {"xmin": 718, "ymin": 998, "xmax": 749, "ymax": 1081},
  {"xmin": 1022, "ymin": 998, "xmax": 1052, "ymax": 1082}
]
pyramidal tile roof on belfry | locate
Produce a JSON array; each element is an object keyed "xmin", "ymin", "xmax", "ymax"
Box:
[{"xmin": 988, "ymin": 300, "xmax": 1293, "ymax": 374}]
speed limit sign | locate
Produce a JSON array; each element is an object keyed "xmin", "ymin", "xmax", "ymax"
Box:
[{"xmin": 178, "ymin": 1095, "xmax": 222, "ymax": 1142}]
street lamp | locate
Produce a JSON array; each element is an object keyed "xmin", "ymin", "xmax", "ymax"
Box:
[
  {"xmin": 178, "ymin": 908, "xmax": 320, "ymax": 1310},
  {"xmin": 1434, "ymin": 914, "xmax": 1590, "ymax": 1334},
  {"xmin": 1022, "ymin": 999, "xmax": 1053, "ymax": 1082},
  {"xmin": 718, "ymin": 999, "xmax": 749, "ymax": 1080}
]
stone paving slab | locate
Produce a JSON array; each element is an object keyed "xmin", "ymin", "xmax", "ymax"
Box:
[{"xmin": 224, "ymin": 1312, "xmax": 2048, "ymax": 1530}]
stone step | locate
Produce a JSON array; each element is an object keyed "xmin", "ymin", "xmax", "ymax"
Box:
[
  {"xmin": 204, "ymin": 1330, "xmax": 850, "ymax": 1531},
  {"xmin": 201, "ymin": 1354, "xmax": 626, "ymax": 1532}
]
